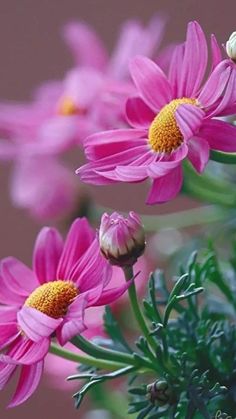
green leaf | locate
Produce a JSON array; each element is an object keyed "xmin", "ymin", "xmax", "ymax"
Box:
[{"xmin": 103, "ymin": 306, "xmax": 132, "ymax": 353}]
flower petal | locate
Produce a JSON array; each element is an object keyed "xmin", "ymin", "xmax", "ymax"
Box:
[
  {"xmin": 84, "ymin": 128, "xmax": 147, "ymax": 161},
  {"xmin": 126, "ymin": 97, "xmax": 155, "ymax": 128},
  {"xmin": 129, "ymin": 56, "xmax": 173, "ymax": 112},
  {"xmin": 168, "ymin": 44, "xmax": 185, "ymax": 98},
  {"xmin": 187, "ymin": 136, "xmax": 209, "ymax": 173},
  {"xmin": 146, "ymin": 165, "xmax": 183, "ymax": 204},
  {"xmin": 199, "ymin": 119, "xmax": 236, "ymax": 152},
  {"xmin": 57, "ymin": 218, "xmax": 95, "ymax": 280},
  {"xmin": 178, "ymin": 21, "xmax": 208, "ymax": 97},
  {"xmin": 108, "ymin": 15, "xmax": 166, "ymax": 79},
  {"xmin": 62, "ymin": 21, "xmax": 108, "ymax": 70},
  {"xmin": 211, "ymin": 34, "xmax": 222, "ymax": 70},
  {"xmin": 175, "ymin": 104, "xmax": 205, "ymax": 141},
  {"xmin": 33, "ymin": 227, "xmax": 63, "ymax": 284},
  {"xmin": 0, "ymin": 363, "xmax": 16, "ymax": 390},
  {"xmin": 57, "ymin": 294, "xmax": 87, "ymax": 345},
  {"xmin": 17, "ymin": 307, "xmax": 62, "ymax": 342},
  {"xmin": 93, "ymin": 279, "xmax": 133, "ymax": 306},
  {"xmin": 198, "ymin": 60, "xmax": 231, "ymax": 109},
  {"xmin": 0, "ymin": 323, "xmax": 19, "ymax": 350},
  {"xmin": 8, "ymin": 361, "xmax": 44, "ymax": 408},
  {"xmin": 0, "ymin": 257, "xmax": 37, "ymax": 297},
  {"xmin": 2, "ymin": 335, "xmax": 49, "ymax": 365}
]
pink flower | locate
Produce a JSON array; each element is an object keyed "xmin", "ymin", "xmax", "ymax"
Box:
[
  {"xmin": 77, "ymin": 21, "xmax": 236, "ymax": 204},
  {"xmin": 99, "ymin": 211, "xmax": 145, "ymax": 266},
  {"xmin": 0, "ymin": 218, "xmax": 131, "ymax": 407}
]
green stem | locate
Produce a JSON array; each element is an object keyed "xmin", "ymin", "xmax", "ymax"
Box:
[
  {"xmin": 49, "ymin": 343, "xmax": 123, "ymax": 371},
  {"xmin": 141, "ymin": 205, "xmax": 227, "ymax": 231},
  {"xmin": 210, "ymin": 150, "xmax": 236, "ymax": 164},
  {"xmin": 123, "ymin": 266, "xmax": 157, "ymax": 354},
  {"xmin": 71, "ymin": 335, "xmax": 152, "ymax": 369}
]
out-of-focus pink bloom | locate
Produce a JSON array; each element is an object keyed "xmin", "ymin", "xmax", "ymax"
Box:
[
  {"xmin": 10, "ymin": 156, "xmax": 77, "ymax": 220},
  {"xmin": 99, "ymin": 211, "xmax": 145, "ymax": 266},
  {"xmin": 63, "ymin": 15, "xmax": 168, "ymax": 80},
  {"xmin": 0, "ymin": 218, "xmax": 132, "ymax": 407},
  {"xmin": 0, "ymin": 15, "xmax": 170, "ymax": 220},
  {"xmin": 77, "ymin": 21, "xmax": 236, "ymax": 204}
]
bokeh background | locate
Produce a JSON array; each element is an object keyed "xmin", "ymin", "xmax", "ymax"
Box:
[{"xmin": 0, "ymin": 0, "xmax": 235, "ymax": 417}]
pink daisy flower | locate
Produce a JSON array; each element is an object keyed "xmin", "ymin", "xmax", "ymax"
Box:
[
  {"xmin": 77, "ymin": 21, "xmax": 236, "ymax": 204},
  {"xmin": 0, "ymin": 218, "xmax": 131, "ymax": 407}
]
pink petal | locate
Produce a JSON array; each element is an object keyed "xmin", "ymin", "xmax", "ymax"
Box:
[
  {"xmin": 207, "ymin": 64, "xmax": 236, "ymax": 117},
  {"xmin": 146, "ymin": 165, "xmax": 183, "ymax": 204},
  {"xmin": 57, "ymin": 294, "xmax": 87, "ymax": 345},
  {"xmin": 11, "ymin": 156, "xmax": 77, "ymax": 221},
  {"xmin": 17, "ymin": 306, "xmax": 62, "ymax": 342},
  {"xmin": 187, "ymin": 137, "xmax": 210, "ymax": 173},
  {"xmin": 108, "ymin": 15, "xmax": 166, "ymax": 80},
  {"xmin": 62, "ymin": 21, "xmax": 108, "ymax": 70},
  {"xmin": 93, "ymin": 279, "xmax": 133, "ymax": 306},
  {"xmin": 0, "ymin": 257, "xmax": 37, "ymax": 296},
  {"xmin": 0, "ymin": 323, "xmax": 19, "ymax": 350},
  {"xmin": 126, "ymin": 97, "xmax": 155, "ymax": 128},
  {"xmin": 0, "ymin": 363, "xmax": 16, "ymax": 390},
  {"xmin": 8, "ymin": 361, "xmax": 43, "ymax": 408},
  {"xmin": 0, "ymin": 306, "xmax": 17, "ymax": 322},
  {"xmin": 33, "ymin": 227, "xmax": 63, "ymax": 284},
  {"xmin": 129, "ymin": 56, "xmax": 173, "ymax": 112},
  {"xmin": 84, "ymin": 128, "xmax": 147, "ymax": 161},
  {"xmin": 168, "ymin": 44, "xmax": 185, "ymax": 98},
  {"xmin": 147, "ymin": 144, "xmax": 188, "ymax": 179},
  {"xmin": 211, "ymin": 34, "xmax": 222, "ymax": 70},
  {"xmin": 57, "ymin": 218, "xmax": 95, "ymax": 280},
  {"xmin": 175, "ymin": 104, "xmax": 205, "ymax": 141},
  {"xmin": 177, "ymin": 21, "xmax": 208, "ymax": 97},
  {"xmin": 69, "ymin": 239, "xmax": 109, "ymax": 290},
  {"xmin": 199, "ymin": 120, "xmax": 236, "ymax": 152},
  {"xmin": 198, "ymin": 60, "xmax": 231, "ymax": 109},
  {"xmin": 3, "ymin": 335, "xmax": 49, "ymax": 364}
]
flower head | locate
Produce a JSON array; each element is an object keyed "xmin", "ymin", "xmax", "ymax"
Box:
[
  {"xmin": 77, "ymin": 21, "xmax": 236, "ymax": 204},
  {"xmin": 99, "ymin": 211, "xmax": 145, "ymax": 267},
  {"xmin": 0, "ymin": 218, "xmax": 131, "ymax": 407}
]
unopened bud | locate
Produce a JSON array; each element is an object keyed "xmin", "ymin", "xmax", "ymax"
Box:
[
  {"xmin": 99, "ymin": 211, "xmax": 145, "ymax": 267},
  {"xmin": 146, "ymin": 380, "xmax": 174, "ymax": 407},
  {"xmin": 226, "ymin": 32, "xmax": 236, "ymax": 61}
]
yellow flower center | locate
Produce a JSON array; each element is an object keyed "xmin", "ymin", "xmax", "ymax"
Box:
[
  {"xmin": 24, "ymin": 280, "xmax": 78, "ymax": 318},
  {"xmin": 148, "ymin": 98, "xmax": 197, "ymax": 153},
  {"xmin": 57, "ymin": 96, "xmax": 79, "ymax": 116}
]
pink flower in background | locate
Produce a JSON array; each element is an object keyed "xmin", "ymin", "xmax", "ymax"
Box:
[
  {"xmin": 77, "ymin": 21, "xmax": 236, "ymax": 204},
  {"xmin": 0, "ymin": 218, "xmax": 132, "ymax": 407},
  {"xmin": 0, "ymin": 15, "xmax": 170, "ymax": 220},
  {"xmin": 10, "ymin": 156, "xmax": 77, "ymax": 220}
]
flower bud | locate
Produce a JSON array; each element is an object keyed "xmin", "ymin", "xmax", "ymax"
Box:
[
  {"xmin": 226, "ymin": 32, "xmax": 236, "ymax": 61},
  {"xmin": 99, "ymin": 211, "xmax": 145, "ymax": 267},
  {"xmin": 146, "ymin": 380, "xmax": 174, "ymax": 407}
]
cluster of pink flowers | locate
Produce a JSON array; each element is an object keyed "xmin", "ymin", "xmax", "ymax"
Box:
[
  {"xmin": 0, "ymin": 15, "xmax": 169, "ymax": 220},
  {"xmin": 1, "ymin": 13, "xmax": 236, "ymax": 410}
]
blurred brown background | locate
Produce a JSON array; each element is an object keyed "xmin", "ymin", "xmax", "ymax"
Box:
[{"xmin": 0, "ymin": 0, "xmax": 235, "ymax": 417}]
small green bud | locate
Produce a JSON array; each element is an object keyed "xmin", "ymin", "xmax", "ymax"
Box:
[{"xmin": 146, "ymin": 379, "xmax": 174, "ymax": 407}]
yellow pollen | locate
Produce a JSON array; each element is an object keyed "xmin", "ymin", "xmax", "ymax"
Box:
[
  {"xmin": 148, "ymin": 98, "xmax": 197, "ymax": 153},
  {"xmin": 57, "ymin": 96, "xmax": 79, "ymax": 116},
  {"xmin": 24, "ymin": 280, "xmax": 78, "ymax": 318}
]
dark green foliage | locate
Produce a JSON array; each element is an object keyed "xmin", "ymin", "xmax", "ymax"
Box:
[{"xmin": 70, "ymin": 245, "xmax": 236, "ymax": 417}]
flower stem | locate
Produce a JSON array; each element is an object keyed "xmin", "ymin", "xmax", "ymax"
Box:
[
  {"xmin": 123, "ymin": 265, "xmax": 157, "ymax": 354},
  {"xmin": 210, "ymin": 150, "xmax": 236, "ymax": 164},
  {"xmin": 49, "ymin": 343, "xmax": 123, "ymax": 370},
  {"xmin": 71, "ymin": 335, "xmax": 152, "ymax": 370}
]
